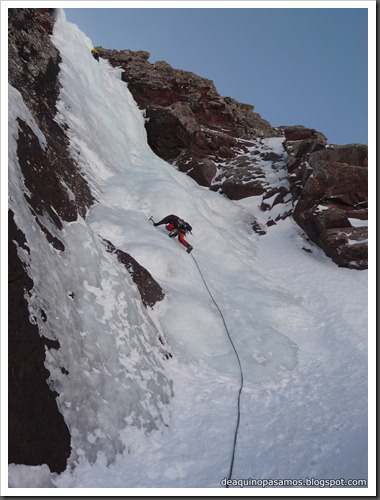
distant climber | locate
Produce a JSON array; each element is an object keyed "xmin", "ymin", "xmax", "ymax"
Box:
[
  {"xmin": 154, "ymin": 214, "xmax": 193, "ymax": 253},
  {"xmin": 91, "ymin": 48, "xmax": 100, "ymax": 62}
]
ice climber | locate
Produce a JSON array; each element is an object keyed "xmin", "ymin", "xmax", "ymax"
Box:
[
  {"xmin": 154, "ymin": 214, "xmax": 193, "ymax": 253},
  {"xmin": 91, "ymin": 48, "xmax": 100, "ymax": 62}
]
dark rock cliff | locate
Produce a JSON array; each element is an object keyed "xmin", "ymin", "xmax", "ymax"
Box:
[
  {"xmin": 9, "ymin": 8, "xmax": 75, "ymax": 473},
  {"xmin": 8, "ymin": 209, "xmax": 71, "ymax": 473},
  {"xmin": 284, "ymin": 136, "xmax": 368, "ymax": 269}
]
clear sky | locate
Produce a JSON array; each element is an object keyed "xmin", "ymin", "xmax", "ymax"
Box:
[{"xmin": 64, "ymin": 2, "xmax": 371, "ymax": 146}]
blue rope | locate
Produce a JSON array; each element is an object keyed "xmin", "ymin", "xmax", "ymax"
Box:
[{"xmin": 191, "ymin": 254, "xmax": 244, "ymax": 486}]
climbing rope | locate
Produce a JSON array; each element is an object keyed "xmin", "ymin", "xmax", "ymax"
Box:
[{"xmin": 190, "ymin": 254, "xmax": 244, "ymax": 486}]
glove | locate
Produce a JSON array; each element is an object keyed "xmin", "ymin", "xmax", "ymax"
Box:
[{"xmin": 154, "ymin": 222, "xmax": 158, "ymax": 226}]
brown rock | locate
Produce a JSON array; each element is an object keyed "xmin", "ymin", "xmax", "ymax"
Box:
[
  {"xmin": 179, "ymin": 158, "xmax": 217, "ymax": 187},
  {"xmin": 222, "ymin": 179, "xmax": 265, "ymax": 200},
  {"xmin": 289, "ymin": 143, "xmax": 368, "ymax": 269},
  {"xmin": 102, "ymin": 239, "xmax": 165, "ymax": 308},
  {"xmin": 281, "ymin": 125, "xmax": 327, "ymax": 143}
]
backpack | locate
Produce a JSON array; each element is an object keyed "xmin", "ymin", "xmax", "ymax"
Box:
[{"xmin": 177, "ymin": 218, "xmax": 192, "ymax": 233}]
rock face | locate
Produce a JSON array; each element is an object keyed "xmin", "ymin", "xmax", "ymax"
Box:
[
  {"xmin": 285, "ymin": 139, "xmax": 368, "ymax": 269},
  {"xmin": 8, "ymin": 8, "xmax": 75, "ymax": 473},
  {"xmin": 103, "ymin": 239, "xmax": 165, "ymax": 308},
  {"xmin": 96, "ymin": 47, "xmax": 281, "ymax": 189},
  {"xmin": 8, "ymin": 8, "xmax": 167, "ymax": 472},
  {"xmin": 281, "ymin": 125, "xmax": 328, "ymax": 143},
  {"xmin": 8, "ymin": 210, "xmax": 71, "ymax": 473}
]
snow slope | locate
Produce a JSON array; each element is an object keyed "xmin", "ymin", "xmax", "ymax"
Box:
[{"xmin": 6, "ymin": 9, "xmax": 371, "ymax": 495}]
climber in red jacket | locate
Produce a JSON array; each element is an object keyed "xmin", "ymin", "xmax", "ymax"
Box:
[{"xmin": 154, "ymin": 214, "xmax": 193, "ymax": 253}]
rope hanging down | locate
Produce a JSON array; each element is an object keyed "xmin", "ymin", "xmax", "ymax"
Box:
[{"xmin": 190, "ymin": 254, "xmax": 244, "ymax": 486}]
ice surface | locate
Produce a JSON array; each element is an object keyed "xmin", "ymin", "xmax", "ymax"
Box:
[{"xmin": 6, "ymin": 8, "xmax": 370, "ymax": 494}]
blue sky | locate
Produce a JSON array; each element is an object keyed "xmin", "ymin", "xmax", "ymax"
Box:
[{"xmin": 65, "ymin": 3, "xmax": 371, "ymax": 146}]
